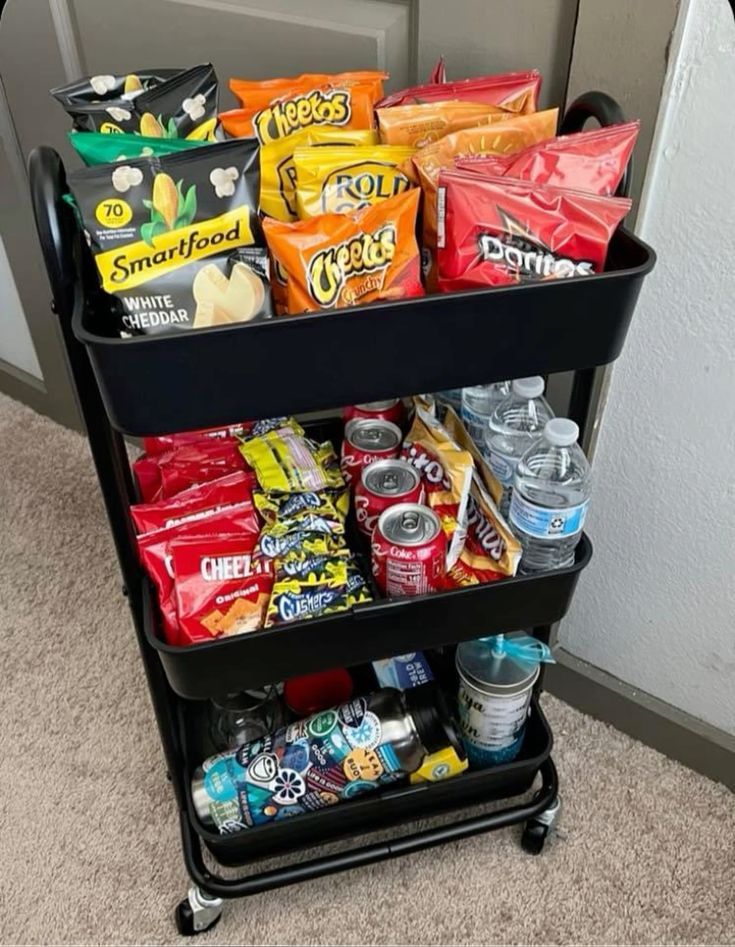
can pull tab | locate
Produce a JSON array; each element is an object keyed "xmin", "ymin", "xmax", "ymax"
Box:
[{"xmin": 484, "ymin": 633, "xmax": 555, "ymax": 666}]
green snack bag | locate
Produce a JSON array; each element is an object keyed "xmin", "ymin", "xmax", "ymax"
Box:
[{"xmin": 69, "ymin": 131, "xmax": 205, "ymax": 166}]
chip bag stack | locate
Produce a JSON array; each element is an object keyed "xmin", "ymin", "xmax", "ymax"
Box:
[
  {"xmin": 263, "ymin": 189, "xmax": 423, "ymax": 313},
  {"xmin": 408, "ymin": 109, "xmax": 559, "ymax": 287},
  {"xmin": 52, "ymin": 63, "xmax": 219, "ymax": 140}
]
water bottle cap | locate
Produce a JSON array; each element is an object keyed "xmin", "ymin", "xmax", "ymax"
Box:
[
  {"xmin": 511, "ymin": 376, "xmax": 545, "ymax": 399},
  {"xmin": 545, "ymin": 417, "xmax": 579, "ymax": 447}
]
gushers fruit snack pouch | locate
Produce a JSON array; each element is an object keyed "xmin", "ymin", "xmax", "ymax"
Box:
[
  {"xmin": 293, "ymin": 145, "xmax": 415, "ymax": 217},
  {"xmin": 67, "ymin": 139, "xmax": 272, "ymax": 335},
  {"xmin": 409, "ymin": 109, "xmax": 559, "ymax": 287},
  {"xmin": 259, "ymin": 127, "xmax": 378, "ymax": 222},
  {"xmin": 263, "ymin": 189, "xmax": 423, "ymax": 313},
  {"xmin": 51, "ymin": 64, "xmax": 219, "ymax": 139},
  {"xmin": 436, "ymin": 170, "xmax": 631, "ymax": 291},
  {"xmin": 400, "ymin": 405, "xmax": 473, "ymax": 569},
  {"xmin": 454, "ymin": 121, "xmax": 640, "ymax": 196},
  {"xmin": 376, "ymin": 69, "xmax": 541, "ymax": 112}
]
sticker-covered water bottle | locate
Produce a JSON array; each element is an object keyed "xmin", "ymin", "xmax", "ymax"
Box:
[{"xmin": 456, "ymin": 633, "xmax": 554, "ymax": 767}]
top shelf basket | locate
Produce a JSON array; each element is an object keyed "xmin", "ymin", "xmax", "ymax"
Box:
[{"xmin": 73, "ymin": 227, "xmax": 654, "ymax": 435}]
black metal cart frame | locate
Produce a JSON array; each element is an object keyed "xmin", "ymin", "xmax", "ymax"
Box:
[{"xmin": 29, "ymin": 92, "xmax": 654, "ymax": 935}]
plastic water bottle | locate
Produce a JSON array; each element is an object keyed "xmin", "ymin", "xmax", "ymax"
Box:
[
  {"xmin": 485, "ymin": 377, "xmax": 554, "ymax": 517},
  {"xmin": 510, "ymin": 418, "xmax": 591, "ymax": 574},
  {"xmin": 434, "ymin": 389, "xmax": 463, "ymax": 414},
  {"xmin": 460, "ymin": 381, "xmax": 510, "ymax": 446}
]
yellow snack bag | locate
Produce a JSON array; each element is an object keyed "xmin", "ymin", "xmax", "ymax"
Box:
[
  {"xmin": 378, "ymin": 102, "xmax": 519, "ymax": 148},
  {"xmin": 259, "ymin": 127, "xmax": 378, "ymax": 222},
  {"xmin": 294, "ymin": 145, "xmax": 416, "ymax": 218}
]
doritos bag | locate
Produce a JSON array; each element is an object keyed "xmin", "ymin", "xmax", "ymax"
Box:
[
  {"xmin": 455, "ymin": 121, "xmax": 640, "ymax": 196},
  {"xmin": 378, "ymin": 102, "xmax": 522, "ymax": 149},
  {"xmin": 130, "ymin": 470, "xmax": 255, "ymax": 534},
  {"xmin": 400, "ymin": 406, "xmax": 473, "ymax": 568},
  {"xmin": 377, "ymin": 69, "xmax": 541, "ymax": 112},
  {"xmin": 133, "ymin": 439, "xmax": 255, "ymax": 502},
  {"xmin": 68, "ymin": 130, "xmax": 205, "ymax": 166},
  {"xmin": 293, "ymin": 145, "xmax": 415, "ymax": 217},
  {"xmin": 410, "ymin": 110, "xmax": 559, "ymax": 288},
  {"xmin": 259, "ymin": 127, "xmax": 378, "ymax": 222},
  {"xmin": 51, "ymin": 64, "xmax": 219, "ymax": 139},
  {"xmin": 436, "ymin": 169, "xmax": 632, "ymax": 292},
  {"xmin": 263, "ymin": 189, "xmax": 423, "ymax": 313},
  {"xmin": 137, "ymin": 500, "xmax": 260, "ymax": 644},
  {"xmin": 448, "ymin": 472, "xmax": 522, "ymax": 586},
  {"xmin": 221, "ymin": 71, "xmax": 385, "ymax": 143},
  {"xmin": 171, "ymin": 535, "xmax": 274, "ymax": 643},
  {"xmin": 67, "ymin": 140, "xmax": 272, "ymax": 335},
  {"xmin": 142, "ymin": 421, "xmax": 255, "ymax": 457}
]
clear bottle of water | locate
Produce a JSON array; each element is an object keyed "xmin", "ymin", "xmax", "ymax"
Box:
[
  {"xmin": 485, "ymin": 377, "xmax": 555, "ymax": 517},
  {"xmin": 434, "ymin": 389, "xmax": 463, "ymax": 414},
  {"xmin": 460, "ymin": 381, "xmax": 510, "ymax": 447},
  {"xmin": 510, "ymin": 418, "xmax": 591, "ymax": 574}
]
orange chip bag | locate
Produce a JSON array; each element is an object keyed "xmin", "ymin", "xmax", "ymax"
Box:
[
  {"xmin": 221, "ymin": 72, "xmax": 386, "ymax": 144},
  {"xmin": 400, "ymin": 405, "xmax": 473, "ymax": 568},
  {"xmin": 409, "ymin": 109, "xmax": 559, "ymax": 288},
  {"xmin": 263, "ymin": 189, "xmax": 423, "ymax": 313},
  {"xmin": 448, "ymin": 471, "xmax": 522, "ymax": 586},
  {"xmin": 378, "ymin": 102, "xmax": 525, "ymax": 148}
]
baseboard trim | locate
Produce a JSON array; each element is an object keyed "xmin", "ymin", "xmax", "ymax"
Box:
[{"xmin": 546, "ymin": 648, "xmax": 735, "ymax": 791}]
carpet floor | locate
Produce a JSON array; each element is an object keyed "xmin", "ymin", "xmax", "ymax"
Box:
[{"xmin": 0, "ymin": 391, "xmax": 733, "ymax": 946}]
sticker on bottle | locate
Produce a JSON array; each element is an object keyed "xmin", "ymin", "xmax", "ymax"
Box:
[
  {"xmin": 509, "ymin": 493, "xmax": 588, "ymax": 539},
  {"xmin": 488, "ymin": 449, "xmax": 516, "ymax": 486}
]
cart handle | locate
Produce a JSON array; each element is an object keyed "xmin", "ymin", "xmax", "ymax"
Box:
[
  {"xmin": 561, "ymin": 91, "xmax": 632, "ymax": 199},
  {"xmin": 180, "ymin": 757, "xmax": 558, "ymax": 900}
]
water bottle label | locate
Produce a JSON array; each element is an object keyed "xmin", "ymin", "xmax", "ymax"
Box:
[
  {"xmin": 509, "ymin": 493, "xmax": 589, "ymax": 539},
  {"xmin": 488, "ymin": 449, "xmax": 516, "ymax": 486},
  {"xmin": 460, "ymin": 404, "xmax": 486, "ymax": 440}
]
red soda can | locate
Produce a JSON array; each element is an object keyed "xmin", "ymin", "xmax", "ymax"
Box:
[
  {"xmin": 371, "ymin": 503, "xmax": 447, "ymax": 597},
  {"xmin": 354, "ymin": 459, "xmax": 424, "ymax": 539},
  {"xmin": 343, "ymin": 399, "xmax": 405, "ymax": 427},
  {"xmin": 340, "ymin": 418, "xmax": 402, "ymax": 487}
]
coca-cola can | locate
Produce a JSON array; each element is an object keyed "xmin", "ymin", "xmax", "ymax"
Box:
[
  {"xmin": 343, "ymin": 399, "xmax": 405, "ymax": 427},
  {"xmin": 372, "ymin": 503, "xmax": 447, "ymax": 597},
  {"xmin": 354, "ymin": 459, "xmax": 424, "ymax": 538},
  {"xmin": 340, "ymin": 418, "xmax": 402, "ymax": 487}
]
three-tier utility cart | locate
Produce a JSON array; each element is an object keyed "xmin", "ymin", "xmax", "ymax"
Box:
[{"xmin": 29, "ymin": 92, "xmax": 654, "ymax": 936}]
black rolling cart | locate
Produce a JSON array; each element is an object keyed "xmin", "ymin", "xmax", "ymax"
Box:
[{"xmin": 29, "ymin": 92, "xmax": 654, "ymax": 936}]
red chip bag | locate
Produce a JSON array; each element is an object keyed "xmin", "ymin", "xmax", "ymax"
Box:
[
  {"xmin": 436, "ymin": 169, "xmax": 631, "ymax": 292},
  {"xmin": 137, "ymin": 500, "xmax": 260, "ymax": 644},
  {"xmin": 428, "ymin": 57, "xmax": 446, "ymax": 84},
  {"xmin": 400, "ymin": 405, "xmax": 472, "ymax": 568},
  {"xmin": 171, "ymin": 535, "xmax": 274, "ymax": 644},
  {"xmin": 142, "ymin": 421, "xmax": 254, "ymax": 457},
  {"xmin": 130, "ymin": 471, "xmax": 255, "ymax": 535},
  {"xmin": 455, "ymin": 121, "xmax": 639, "ymax": 196},
  {"xmin": 377, "ymin": 70, "xmax": 541, "ymax": 114},
  {"xmin": 133, "ymin": 439, "xmax": 255, "ymax": 502}
]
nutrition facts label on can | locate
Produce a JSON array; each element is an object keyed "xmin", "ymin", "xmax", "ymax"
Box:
[{"xmin": 386, "ymin": 559, "xmax": 431, "ymax": 596}]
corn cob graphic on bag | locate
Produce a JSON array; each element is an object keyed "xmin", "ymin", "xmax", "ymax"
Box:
[
  {"xmin": 51, "ymin": 64, "xmax": 219, "ymax": 140},
  {"xmin": 67, "ymin": 139, "xmax": 272, "ymax": 335}
]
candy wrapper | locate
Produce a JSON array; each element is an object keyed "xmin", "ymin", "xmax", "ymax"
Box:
[
  {"xmin": 263, "ymin": 189, "xmax": 423, "ymax": 313},
  {"xmin": 293, "ymin": 145, "xmax": 415, "ymax": 218},
  {"xmin": 408, "ymin": 110, "xmax": 558, "ymax": 288},
  {"xmin": 400, "ymin": 406, "xmax": 473, "ymax": 569},
  {"xmin": 376, "ymin": 69, "xmax": 541, "ymax": 112},
  {"xmin": 52, "ymin": 63, "xmax": 219, "ymax": 140},
  {"xmin": 455, "ymin": 121, "xmax": 640, "ymax": 196},
  {"xmin": 240, "ymin": 425, "xmax": 345, "ymax": 494},
  {"xmin": 171, "ymin": 535, "xmax": 274, "ymax": 642},
  {"xmin": 436, "ymin": 170, "xmax": 632, "ymax": 291}
]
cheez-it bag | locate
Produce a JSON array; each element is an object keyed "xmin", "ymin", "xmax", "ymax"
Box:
[
  {"xmin": 67, "ymin": 140, "xmax": 272, "ymax": 336},
  {"xmin": 293, "ymin": 145, "xmax": 415, "ymax": 218},
  {"xmin": 263, "ymin": 189, "xmax": 423, "ymax": 313},
  {"xmin": 221, "ymin": 71, "xmax": 385, "ymax": 143},
  {"xmin": 409, "ymin": 109, "xmax": 559, "ymax": 289},
  {"xmin": 436, "ymin": 169, "xmax": 631, "ymax": 292},
  {"xmin": 171, "ymin": 535, "xmax": 274, "ymax": 643}
]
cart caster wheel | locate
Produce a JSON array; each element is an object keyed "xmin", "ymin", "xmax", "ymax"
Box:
[
  {"xmin": 521, "ymin": 795, "xmax": 561, "ymax": 856},
  {"xmin": 175, "ymin": 886, "xmax": 223, "ymax": 936}
]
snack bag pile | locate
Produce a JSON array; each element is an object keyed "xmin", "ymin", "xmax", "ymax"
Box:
[
  {"xmin": 56, "ymin": 57, "xmax": 638, "ymax": 332},
  {"xmin": 131, "ymin": 418, "xmax": 372, "ymax": 646}
]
